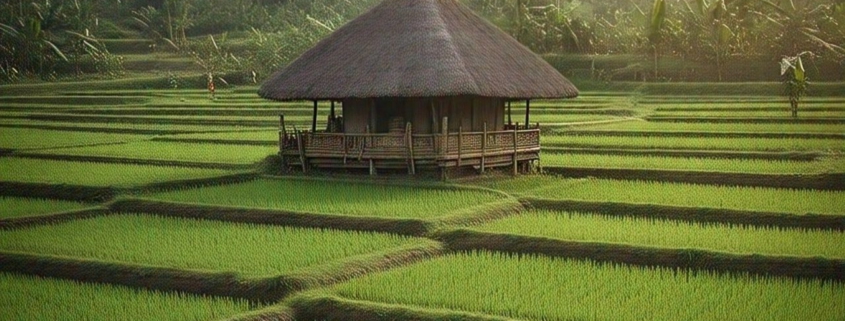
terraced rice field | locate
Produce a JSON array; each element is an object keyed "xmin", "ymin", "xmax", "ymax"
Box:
[
  {"xmin": 0, "ymin": 158, "xmax": 234, "ymax": 187},
  {"xmin": 27, "ymin": 141, "xmax": 277, "ymax": 165},
  {"xmin": 1, "ymin": 85, "xmax": 843, "ymax": 320},
  {"xmin": 477, "ymin": 176, "xmax": 845, "ymax": 215},
  {"xmin": 541, "ymin": 153, "xmax": 845, "ymax": 174},
  {"xmin": 0, "ymin": 127, "xmax": 148, "ymax": 150},
  {"xmin": 0, "ymin": 272, "xmax": 255, "ymax": 321},
  {"xmin": 0, "ymin": 214, "xmax": 430, "ymax": 276},
  {"xmin": 0, "ymin": 197, "xmax": 89, "ymax": 220},
  {"xmin": 148, "ymin": 178, "xmax": 505, "ymax": 219},
  {"xmin": 329, "ymin": 251, "xmax": 845, "ymax": 321},
  {"xmin": 474, "ymin": 210, "xmax": 845, "ymax": 258}
]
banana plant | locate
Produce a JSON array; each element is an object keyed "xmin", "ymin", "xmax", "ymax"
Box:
[
  {"xmin": 759, "ymin": 0, "xmax": 845, "ymax": 58},
  {"xmin": 780, "ymin": 51, "xmax": 811, "ymax": 118},
  {"xmin": 647, "ymin": 0, "xmax": 666, "ymax": 79},
  {"xmin": 684, "ymin": 0, "xmax": 738, "ymax": 81}
]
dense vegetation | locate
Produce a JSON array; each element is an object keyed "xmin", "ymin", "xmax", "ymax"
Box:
[{"xmin": 3, "ymin": 0, "xmax": 842, "ymax": 82}]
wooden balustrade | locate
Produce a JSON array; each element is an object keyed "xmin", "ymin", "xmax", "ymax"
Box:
[{"xmin": 279, "ymin": 121, "xmax": 540, "ymax": 173}]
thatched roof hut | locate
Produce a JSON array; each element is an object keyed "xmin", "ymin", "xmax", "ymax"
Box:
[
  {"xmin": 260, "ymin": 0, "xmax": 578, "ymax": 175},
  {"xmin": 259, "ymin": 0, "xmax": 578, "ymax": 100}
]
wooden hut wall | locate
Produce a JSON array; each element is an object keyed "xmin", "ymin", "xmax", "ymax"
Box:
[
  {"xmin": 341, "ymin": 98, "xmax": 370, "ymax": 133},
  {"xmin": 434, "ymin": 97, "xmax": 504, "ymax": 132},
  {"xmin": 342, "ymin": 97, "xmax": 505, "ymax": 134}
]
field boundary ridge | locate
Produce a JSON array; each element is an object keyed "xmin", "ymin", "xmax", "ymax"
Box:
[
  {"xmin": 435, "ymin": 229, "xmax": 845, "ymax": 282},
  {"xmin": 523, "ymin": 198, "xmax": 845, "ymax": 231},
  {"xmin": 542, "ymin": 167, "xmax": 845, "ymax": 191}
]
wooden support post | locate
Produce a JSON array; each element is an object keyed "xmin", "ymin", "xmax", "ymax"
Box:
[
  {"xmin": 525, "ymin": 100, "xmax": 530, "ymax": 130},
  {"xmin": 430, "ymin": 99, "xmax": 438, "ymax": 134},
  {"xmin": 507, "ymin": 101, "xmax": 512, "ymax": 126},
  {"xmin": 441, "ymin": 117, "xmax": 449, "ymax": 158},
  {"xmin": 457, "ymin": 126, "xmax": 463, "ymax": 167},
  {"xmin": 359, "ymin": 125, "xmax": 369, "ymax": 161},
  {"xmin": 512, "ymin": 123, "xmax": 519, "ymax": 176},
  {"xmin": 295, "ymin": 128, "xmax": 307, "ymax": 173},
  {"xmin": 481, "ymin": 122, "xmax": 487, "ymax": 173},
  {"xmin": 279, "ymin": 115, "xmax": 286, "ymax": 167},
  {"xmin": 330, "ymin": 101, "xmax": 336, "ymax": 119},
  {"xmin": 406, "ymin": 122, "xmax": 415, "ymax": 175},
  {"xmin": 369, "ymin": 159, "xmax": 375, "ymax": 176},
  {"xmin": 310, "ymin": 100, "xmax": 318, "ymax": 133},
  {"xmin": 279, "ymin": 115, "xmax": 286, "ymax": 152},
  {"xmin": 342, "ymin": 134, "xmax": 348, "ymax": 165}
]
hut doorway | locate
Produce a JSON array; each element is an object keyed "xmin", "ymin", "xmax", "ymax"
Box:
[{"xmin": 374, "ymin": 98, "xmax": 408, "ymax": 133}]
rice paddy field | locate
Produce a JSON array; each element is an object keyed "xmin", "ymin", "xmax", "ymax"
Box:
[{"xmin": 1, "ymin": 83, "xmax": 843, "ymax": 320}]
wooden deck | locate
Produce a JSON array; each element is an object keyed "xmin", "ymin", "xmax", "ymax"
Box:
[{"xmin": 279, "ymin": 124, "xmax": 540, "ymax": 175}]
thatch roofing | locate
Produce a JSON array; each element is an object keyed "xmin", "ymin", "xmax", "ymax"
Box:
[{"xmin": 259, "ymin": 0, "xmax": 578, "ymax": 101}]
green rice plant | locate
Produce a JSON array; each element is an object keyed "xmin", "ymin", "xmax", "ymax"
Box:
[
  {"xmin": 541, "ymin": 153, "xmax": 845, "ymax": 174},
  {"xmin": 652, "ymin": 111, "xmax": 845, "ymax": 118},
  {"xmin": 0, "ymin": 272, "xmax": 254, "ymax": 321},
  {"xmin": 562, "ymin": 121, "xmax": 845, "ymax": 134},
  {"xmin": 332, "ymin": 251, "xmax": 845, "ymax": 321},
  {"xmin": 0, "ymin": 119, "xmax": 276, "ymax": 133},
  {"xmin": 475, "ymin": 176, "xmax": 845, "ymax": 215},
  {"xmin": 149, "ymin": 179, "xmax": 503, "ymax": 219},
  {"xmin": 474, "ymin": 210, "xmax": 845, "ymax": 258},
  {"xmin": 0, "ymin": 158, "xmax": 234, "ymax": 187},
  {"xmin": 0, "ymin": 214, "xmax": 428, "ymax": 276},
  {"xmin": 30, "ymin": 141, "xmax": 277, "ymax": 165},
  {"xmin": 0, "ymin": 197, "xmax": 90, "ymax": 220},
  {"xmin": 0, "ymin": 127, "xmax": 148, "ymax": 150},
  {"xmin": 541, "ymin": 134, "xmax": 845, "ymax": 152},
  {"xmin": 528, "ymin": 114, "xmax": 623, "ymax": 124},
  {"xmin": 167, "ymin": 130, "xmax": 279, "ymax": 142}
]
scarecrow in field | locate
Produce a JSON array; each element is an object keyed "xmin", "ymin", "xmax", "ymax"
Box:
[{"xmin": 207, "ymin": 73, "xmax": 216, "ymax": 100}]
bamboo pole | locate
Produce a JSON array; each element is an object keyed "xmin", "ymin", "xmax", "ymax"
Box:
[
  {"xmin": 524, "ymin": 100, "xmax": 530, "ymax": 130},
  {"xmin": 507, "ymin": 101, "xmax": 512, "ymax": 126},
  {"xmin": 342, "ymin": 133, "xmax": 348, "ymax": 165},
  {"xmin": 441, "ymin": 117, "xmax": 449, "ymax": 158},
  {"xmin": 406, "ymin": 122, "xmax": 415, "ymax": 175},
  {"xmin": 279, "ymin": 115, "xmax": 286, "ymax": 167},
  {"xmin": 481, "ymin": 122, "xmax": 487, "ymax": 173},
  {"xmin": 457, "ymin": 126, "xmax": 463, "ymax": 167},
  {"xmin": 295, "ymin": 128, "xmax": 306, "ymax": 173},
  {"xmin": 512, "ymin": 123, "xmax": 518, "ymax": 176},
  {"xmin": 279, "ymin": 115, "xmax": 285, "ymax": 151}
]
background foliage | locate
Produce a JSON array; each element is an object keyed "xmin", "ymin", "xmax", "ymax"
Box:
[{"xmin": 1, "ymin": 0, "xmax": 842, "ymax": 83}]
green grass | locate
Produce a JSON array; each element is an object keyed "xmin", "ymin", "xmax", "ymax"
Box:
[
  {"xmin": 475, "ymin": 176, "xmax": 845, "ymax": 215},
  {"xmin": 474, "ymin": 210, "xmax": 845, "ymax": 258},
  {"xmin": 0, "ymin": 158, "xmax": 234, "ymax": 187},
  {"xmin": 0, "ymin": 214, "xmax": 428, "ymax": 276},
  {"xmin": 148, "ymin": 179, "xmax": 503, "ymax": 219},
  {"xmin": 541, "ymin": 153, "xmax": 845, "ymax": 174},
  {"xmin": 0, "ymin": 197, "xmax": 90, "ymax": 220},
  {"xmin": 0, "ymin": 272, "xmax": 254, "ymax": 321},
  {"xmin": 542, "ymin": 134, "xmax": 845, "ymax": 152},
  {"xmin": 0, "ymin": 127, "xmax": 148, "ymax": 150},
  {"xmin": 30, "ymin": 141, "xmax": 277, "ymax": 165},
  {"xmin": 331, "ymin": 251, "xmax": 845, "ymax": 321},
  {"xmin": 557, "ymin": 121, "xmax": 845, "ymax": 134}
]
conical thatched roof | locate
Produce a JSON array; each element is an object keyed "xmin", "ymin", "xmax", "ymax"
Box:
[{"xmin": 259, "ymin": 0, "xmax": 578, "ymax": 101}]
